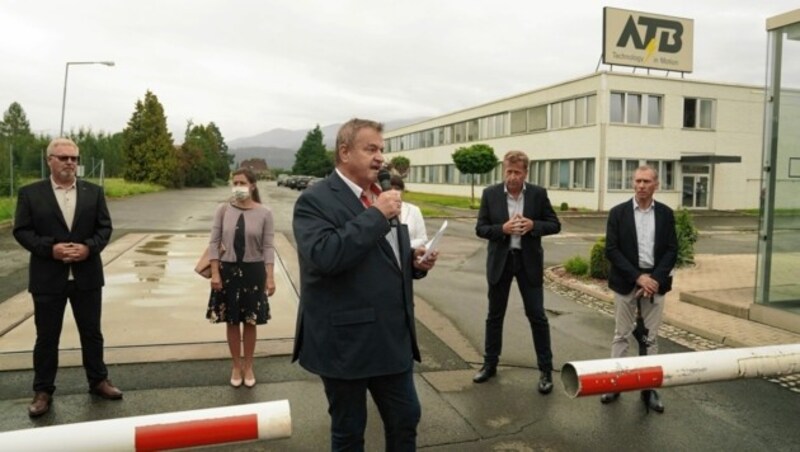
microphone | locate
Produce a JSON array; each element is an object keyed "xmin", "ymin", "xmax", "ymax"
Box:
[
  {"xmin": 378, "ymin": 168, "xmax": 392, "ymax": 192},
  {"xmin": 377, "ymin": 168, "xmax": 399, "ymax": 226}
]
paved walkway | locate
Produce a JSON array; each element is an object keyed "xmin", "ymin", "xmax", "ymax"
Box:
[
  {"xmin": 0, "ymin": 233, "xmax": 300, "ymax": 371},
  {"xmin": 546, "ymin": 254, "xmax": 800, "ymax": 348}
]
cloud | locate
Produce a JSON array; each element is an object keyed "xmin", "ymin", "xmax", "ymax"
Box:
[{"xmin": 1, "ymin": 0, "xmax": 797, "ymax": 141}]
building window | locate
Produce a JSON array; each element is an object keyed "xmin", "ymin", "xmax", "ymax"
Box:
[
  {"xmin": 549, "ymin": 161, "xmax": 559, "ymax": 187},
  {"xmin": 453, "ymin": 122, "xmax": 466, "ymax": 143},
  {"xmin": 561, "ymin": 99, "xmax": 575, "ymax": 128},
  {"xmin": 608, "ymin": 160, "xmax": 623, "ymax": 190},
  {"xmin": 575, "ymin": 97, "xmax": 586, "ymax": 126},
  {"xmin": 510, "ymin": 110, "xmax": 527, "ymax": 134},
  {"xmin": 573, "ymin": 160, "xmax": 585, "ymax": 188},
  {"xmin": 610, "ymin": 93, "xmax": 624, "ymax": 123},
  {"xmin": 528, "ymin": 106, "xmax": 547, "ymax": 132},
  {"xmin": 495, "ymin": 114, "xmax": 507, "ymax": 137},
  {"xmin": 587, "ymin": 95, "xmax": 597, "ymax": 124},
  {"xmin": 548, "ymin": 160, "xmax": 569, "ymax": 188},
  {"xmin": 647, "ymin": 96, "xmax": 662, "ymax": 126},
  {"xmin": 611, "ymin": 92, "xmax": 662, "ymax": 125},
  {"xmin": 551, "ymin": 102, "xmax": 561, "ymax": 129},
  {"xmin": 467, "ymin": 119, "xmax": 479, "ymax": 141},
  {"xmin": 626, "ymin": 94, "xmax": 642, "ymax": 124},
  {"xmin": 529, "ymin": 161, "xmax": 539, "ymax": 184},
  {"xmin": 444, "ymin": 165, "xmax": 454, "ymax": 184},
  {"xmin": 609, "ymin": 159, "xmax": 676, "ymax": 190},
  {"xmin": 683, "ymin": 98, "xmax": 715, "ymax": 129}
]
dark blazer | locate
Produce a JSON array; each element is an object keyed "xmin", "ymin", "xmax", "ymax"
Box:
[
  {"xmin": 13, "ymin": 179, "xmax": 112, "ymax": 294},
  {"xmin": 476, "ymin": 183, "xmax": 561, "ymax": 286},
  {"xmin": 291, "ymin": 171, "xmax": 424, "ymax": 380},
  {"xmin": 605, "ymin": 199, "xmax": 678, "ymax": 295}
]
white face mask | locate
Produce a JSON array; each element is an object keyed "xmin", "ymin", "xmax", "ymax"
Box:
[{"xmin": 232, "ymin": 186, "xmax": 251, "ymax": 201}]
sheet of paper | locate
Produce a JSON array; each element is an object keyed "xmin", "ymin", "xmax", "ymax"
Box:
[{"xmin": 418, "ymin": 220, "xmax": 447, "ymax": 262}]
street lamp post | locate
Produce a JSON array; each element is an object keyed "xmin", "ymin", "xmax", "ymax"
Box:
[{"xmin": 59, "ymin": 61, "xmax": 115, "ymax": 137}]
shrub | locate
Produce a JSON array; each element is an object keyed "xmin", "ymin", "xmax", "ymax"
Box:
[
  {"xmin": 564, "ymin": 255, "xmax": 589, "ymax": 276},
  {"xmin": 675, "ymin": 208, "xmax": 698, "ymax": 267},
  {"xmin": 560, "ymin": 202, "xmax": 569, "ymax": 211},
  {"xmin": 589, "ymin": 236, "xmax": 609, "ymax": 279}
]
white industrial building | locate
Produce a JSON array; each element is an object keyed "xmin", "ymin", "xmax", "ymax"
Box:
[{"xmin": 384, "ymin": 70, "xmax": 765, "ymax": 211}]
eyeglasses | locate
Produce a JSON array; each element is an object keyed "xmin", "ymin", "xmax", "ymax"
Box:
[{"xmin": 50, "ymin": 155, "xmax": 79, "ymax": 162}]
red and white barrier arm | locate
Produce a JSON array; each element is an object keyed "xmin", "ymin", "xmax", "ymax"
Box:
[
  {"xmin": 561, "ymin": 343, "xmax": 800, "ymax": 398},
  {"xmin": 0, "ymin": 400, "xmax": 291, "ymax": 451}
]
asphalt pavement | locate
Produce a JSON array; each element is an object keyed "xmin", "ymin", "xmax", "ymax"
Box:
[{"xmin": 0, "ymin": 183, "xmax": 798, "ymax": 451}]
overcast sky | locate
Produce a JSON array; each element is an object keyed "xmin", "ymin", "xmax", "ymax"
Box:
[{"xmin": 1, "ymin": 1, "xmax": 797, "ymax": 143}]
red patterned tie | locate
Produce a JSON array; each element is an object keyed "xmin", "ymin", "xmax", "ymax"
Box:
[{"xmin": 360, "ymin": 193, "xmax": 371, "ymax": 208}]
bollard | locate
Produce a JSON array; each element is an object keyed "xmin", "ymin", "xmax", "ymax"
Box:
[
  {"xmin": 0, "ymin": 400, "xmax": 291, "ymax": 451},
  {"xmin": 561, "ymin": 343, "xmax": 800, "ymax": 398}
]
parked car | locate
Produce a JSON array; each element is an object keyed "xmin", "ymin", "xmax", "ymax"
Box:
[
  {"xmin": 276, "ymin": 174, "xmax": 289, "ymax": 186},
  {"xmin": 305, "ymin": 177, "xmax": 324, "ymax": 189},
  {"xmin": 293, "ymin": 175, "xmax": 315, "ymax": 190}
]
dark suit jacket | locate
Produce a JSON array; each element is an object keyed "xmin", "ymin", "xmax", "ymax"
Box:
[
  {"xmin": 605, "ymin": 199, "xmax": 678, "ymax": 295},
  {"xmin": 476, "ymin": 183, "xmax": 561, "ymax": 286},
  {"xmin": 291, "ymin": 171, "xmax": 424, "ymax": 380},
  {"xmin": 13, "ymin": 179, "xmax": 112, "ymax": 295}
]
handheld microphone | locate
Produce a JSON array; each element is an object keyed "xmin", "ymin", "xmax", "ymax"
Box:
[
  {"xmin": 378, "ymin": 168, "xmax": 392, "ymax": 192},
  {"xmin": 377, "ymin": 168, "xmax": 399, "ymax": 226}
]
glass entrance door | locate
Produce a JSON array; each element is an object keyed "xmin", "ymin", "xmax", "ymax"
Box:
[{"xmin": 682, "ymin": 175, "xmax": 709, "ymax": 208}]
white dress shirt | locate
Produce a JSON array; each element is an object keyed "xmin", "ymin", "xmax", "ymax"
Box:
[{"xmin": 400, "ymin": 201, "xmax": 428, "ymax": 249}]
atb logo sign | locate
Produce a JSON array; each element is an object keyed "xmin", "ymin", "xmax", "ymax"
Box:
[
  {"xmin": 617, "ymin": 15, "xmax": 684, "ymax": 57},
  {"xmin": 603, "ymin": 7, "xmax": 693, "ymax": 73}
]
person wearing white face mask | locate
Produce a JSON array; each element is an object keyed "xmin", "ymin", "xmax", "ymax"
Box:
[{"xmin": 206, "ymin": 168, "xmax": 276, "ymax": 388}]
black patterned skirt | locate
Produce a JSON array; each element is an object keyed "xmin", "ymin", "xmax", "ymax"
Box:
[{"xmin": 206, "ymin": 261, "xmax": 271, "ymax": 325}]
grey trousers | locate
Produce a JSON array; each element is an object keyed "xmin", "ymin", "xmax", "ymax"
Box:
[{"xmin": 611, "ymin": 289, "xmax": 665, "ymax": 358}]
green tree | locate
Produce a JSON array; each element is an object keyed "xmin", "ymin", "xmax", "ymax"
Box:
[
  {"xmin": 121, "ymin": 90, "xmax": 177, "ymax": 187},
  {"xmin": 452, "ymin": 143, "xmax": 499, "ymax": 206},
  {"xmin": 70, "ymin": 128, "xmax": 127, "ymax": 179},
  {"xmin": 0, "ymin": 102, "xmax": 35, "ymax": 192},
  {"xmin": 388, "ymin": 156, "xmax": 410, "ymax": 177},
  {"xmin": 292, "ymin": 125, "xmax": 333, "ymax": 177},
  {"xmin": 207, "ymin": 122, "xmax": 233, "ymax": 180},
  {"xmin": 181, "ymin": 121, "xmax": 217, "ymax": 187}
]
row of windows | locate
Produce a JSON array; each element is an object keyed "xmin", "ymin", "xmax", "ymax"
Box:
[
  {"xmin": 610, "ymin": 92, "xmax": 662, "ymax": 126},
  {"xmin": 607, "ymin": 159, "xmax": 675, "ymax": 190},
  {"xmin": 385, "ymin": 113, "xmax": 507, "ymax": 153},
  {"xmin": 388, "ymin": 92, "xmax": 717, "ymax": 153},
  {"xmin": 610, "ymin": 91, "xmax": 716, "ymax": 130},
  {"xmin": 385, "ymin": 95, "xmax": 598, "ymax": 153},
  {"xmin": 406, "ymin": 158, "xmax": 675, "ymax": 191}
]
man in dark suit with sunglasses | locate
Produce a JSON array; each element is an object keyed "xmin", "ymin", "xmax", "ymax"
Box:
[{"xmin": 13, "ymin": 137, "xmax": 122, "ymax": 417}]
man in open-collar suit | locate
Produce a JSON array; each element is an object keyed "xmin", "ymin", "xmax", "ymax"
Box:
[
  {"xmin": 292, "ymin": 118, "xmax": 438, "ymax": 451},
  {"xmin": 601, "ymin": 164, "xmax": 677, "ymax": 413},
  {"xmin": 13, "ymin": 138, "xmax": 121, "ymax": 418},
  {"xmin": 473, "ymin": 150, "xmax": 561, "ymax": 395}
]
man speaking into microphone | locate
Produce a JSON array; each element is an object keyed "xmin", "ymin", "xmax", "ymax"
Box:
[{"xmin": 292, "ymin": 118, "xmax": 438, "ymax": 451}]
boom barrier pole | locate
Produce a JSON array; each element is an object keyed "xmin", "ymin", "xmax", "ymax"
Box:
[{"xmin": 561, "ymin": 344, "xmax": 800, "ymax": 398}]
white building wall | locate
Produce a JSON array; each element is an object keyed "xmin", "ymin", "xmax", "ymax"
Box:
[{"xmin": 386, "ymin": 71, "xmax": 765, "ymax": 211}]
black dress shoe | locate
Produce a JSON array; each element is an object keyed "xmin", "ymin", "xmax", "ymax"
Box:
[
  {"xmin": 537, "ymin": 371, "xmax": 553, "ymax": 394},
  {"xmin": 600, "ymin": 392, "xmax": 620, "ymax": 404},
  {"xmin": 28, "ymin": 391, "xmax": 52, "ymax": 417},
  {"xmin": 90, "ymin": 380, "xmax": 123, "ymax": 400},
  {"xmin": 641, "ymin": 389, "xmax": 665, "ymax": 413},
  {"xmin": 472, "ymin": 365, "xmax": 497, "ymax": 383}
]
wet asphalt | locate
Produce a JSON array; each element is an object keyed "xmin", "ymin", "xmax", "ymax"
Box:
[{"xmin": 0, "ymin": 183, "xmax": 798, "ymax": 451}]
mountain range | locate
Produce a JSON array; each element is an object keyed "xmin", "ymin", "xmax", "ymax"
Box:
[{"xmin": 228, "ymin": 117, "xmax": 427, "ymax": 170}]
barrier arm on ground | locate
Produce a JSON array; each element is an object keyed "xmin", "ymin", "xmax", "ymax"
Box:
[
  {"xmin": 0, "ymin": 400, "xmax": 291, "ymax": 451},
  {"xmin": 561, "ymin": 344, "xmax": 800, "ymax": 398}
]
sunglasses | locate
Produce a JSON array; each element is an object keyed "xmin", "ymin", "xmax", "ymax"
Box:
[{"xmin": 50, "ymin": 155, "xmax": 79, "ymax": 162}]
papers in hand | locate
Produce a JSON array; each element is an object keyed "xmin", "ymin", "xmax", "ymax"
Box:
[{"xmin": 418, "ymin": 220, "xmax": 447, "ymax": 262}]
